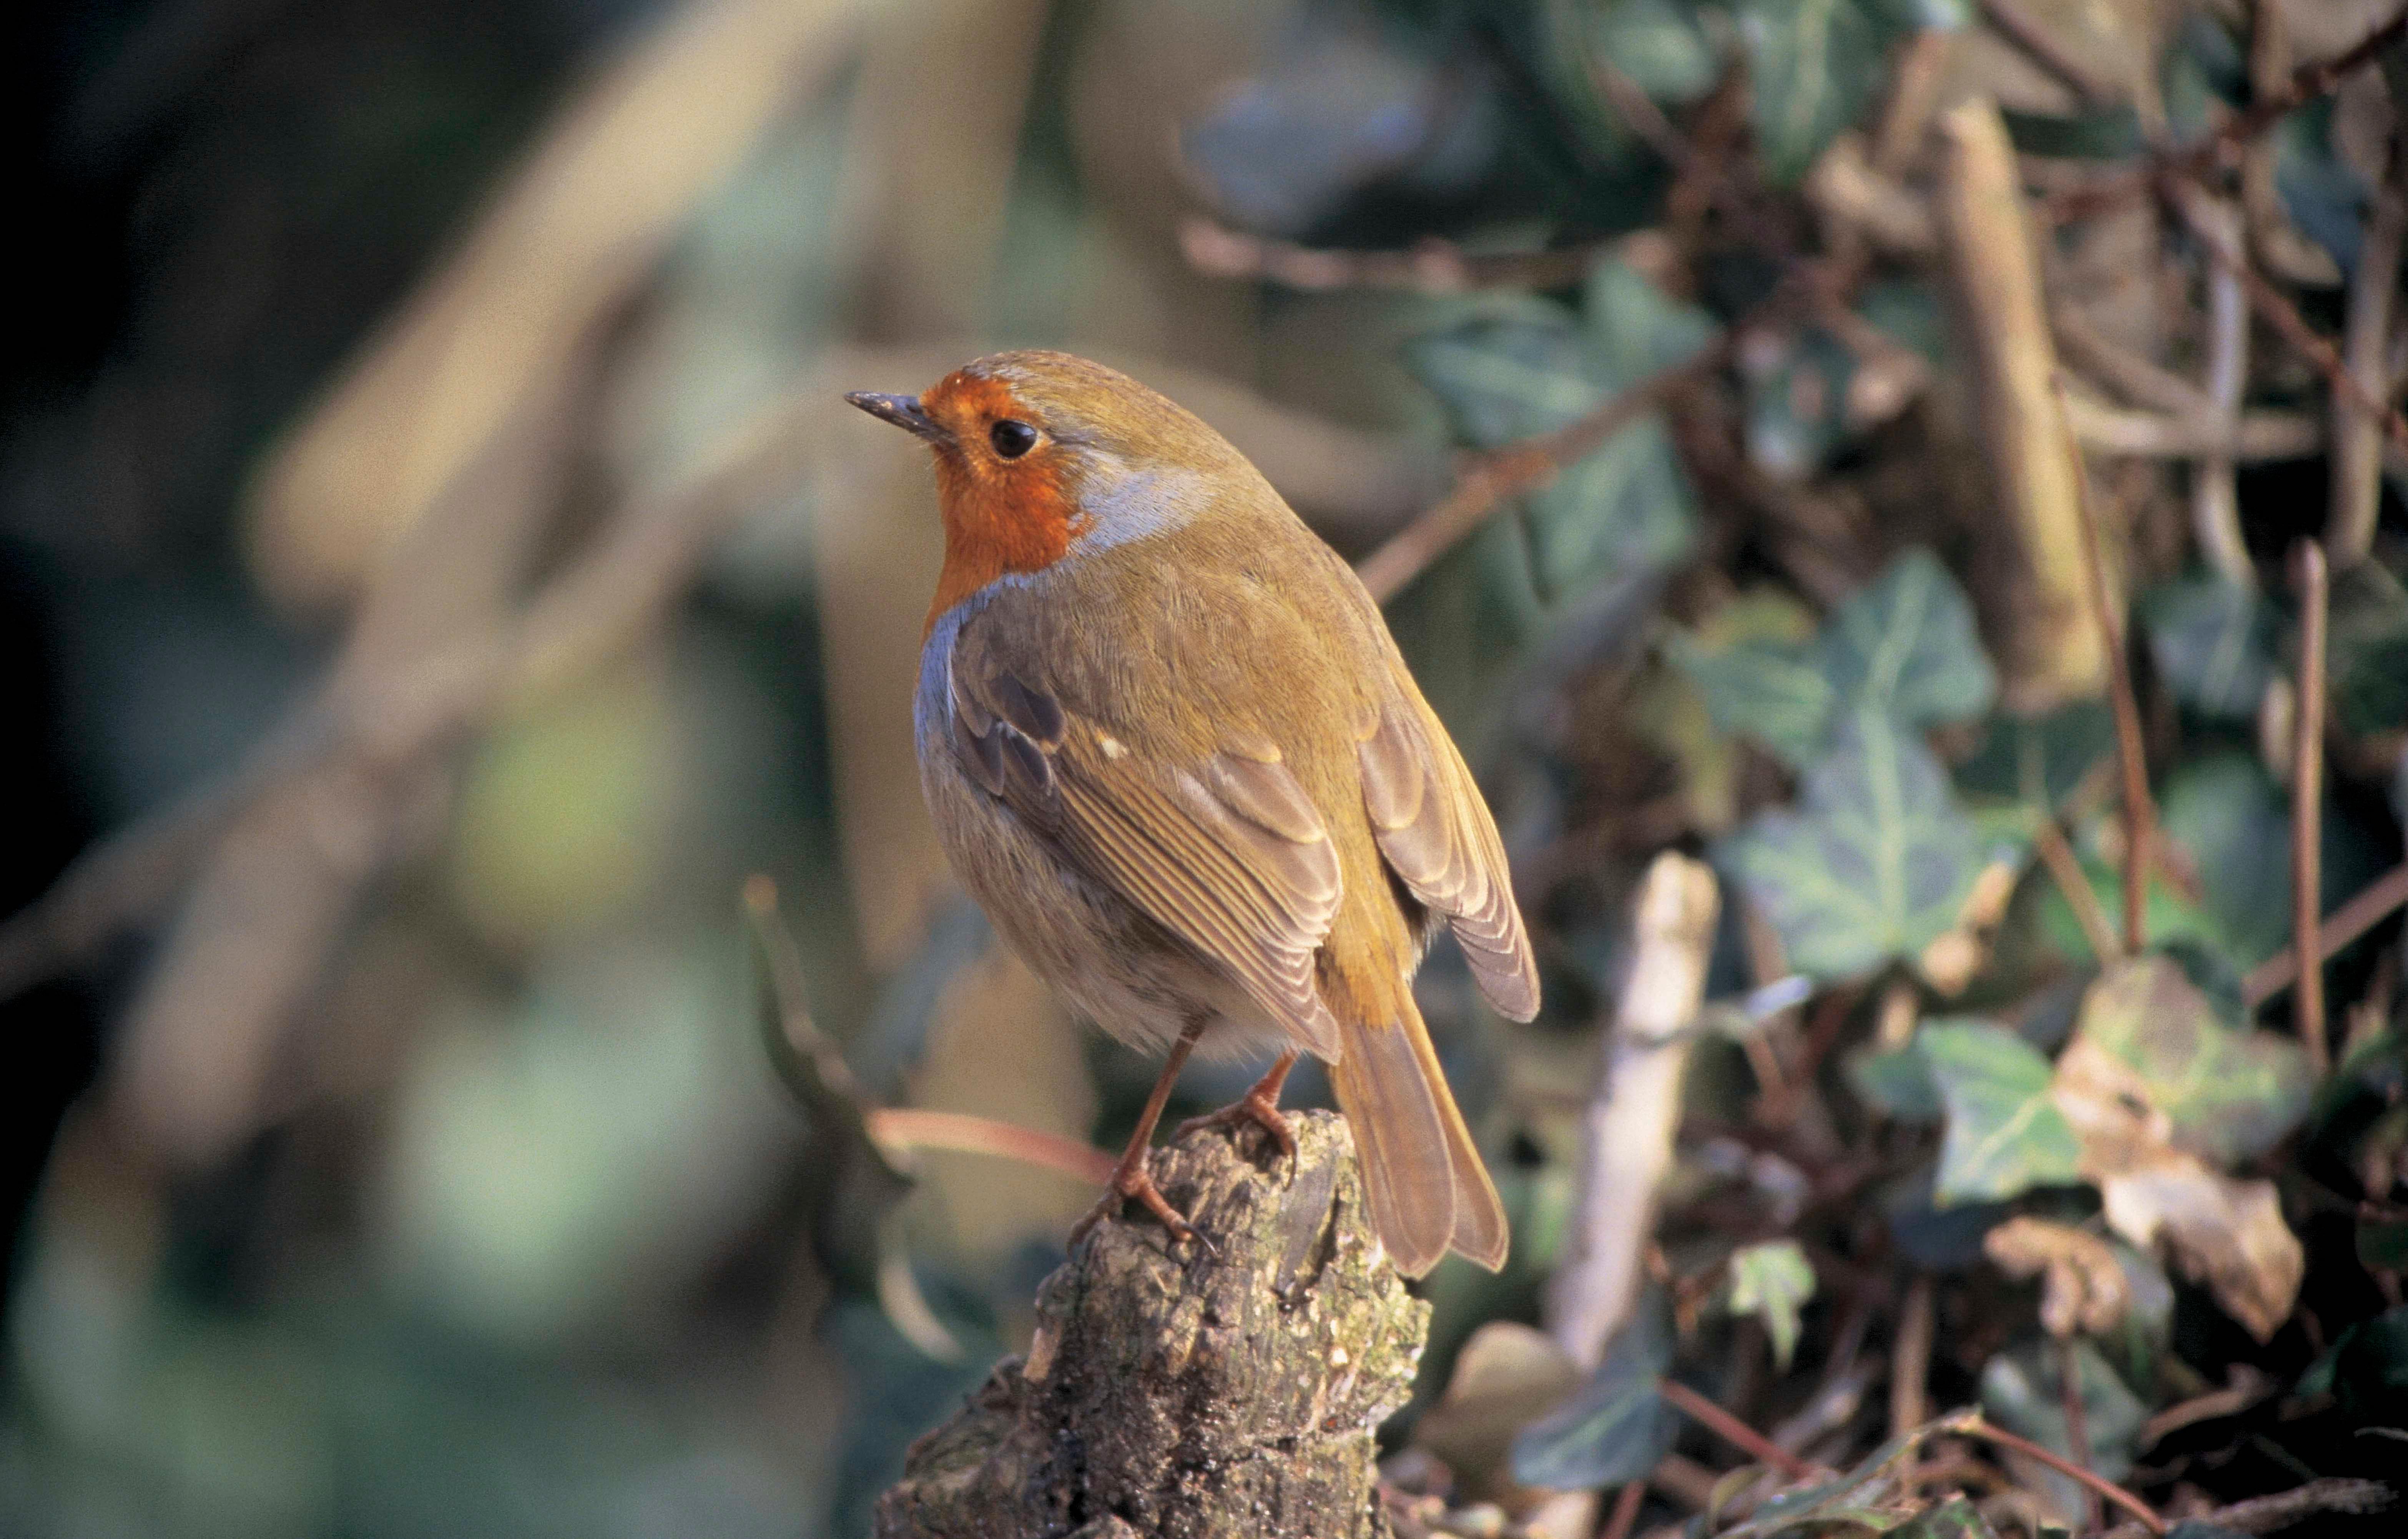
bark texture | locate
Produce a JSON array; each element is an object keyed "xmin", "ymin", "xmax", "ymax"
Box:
[{"xmin": 874, "ymin": 1110, "xmax": 1429, "ymax": 1539}]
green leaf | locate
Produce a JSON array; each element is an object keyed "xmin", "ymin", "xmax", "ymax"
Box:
[
  {"xmin": 1587, "ymin": 0, "xmax": 1719, "ymax": 106},
  {"xmin": 2068, "ymin": 956, "xmax": 2312, "ymax": 1167},
  {"xmin": 2298, "ymin": 1303, "xmax": 2408, "ymax": 1415},
  {"xmin": 1920, "ymin": 1020, "xmax": 2082, "ymax": 1205},
  {"xmin": 1954, "ymin": 701, "xmax": 2116, "ymax": 811},
  {"xmin": 1980, "ymin": 1339, "xmax": 2148, "ymax": 1515},
  {"xmin": 1818, "ymin": 548, "xmax": 1998, "ymax": 727},
  {"xmin": 1664, "ymin": 631, "xmax": 1836, "ymax": 770},
  {"xmin": 2358, "ymin": 1211, "xmax": 2408, "ymax": 1272},
  {"xmin": 1724, "ymin": 703, "xmax": 1984, "ymax": 980},
  {"xmin": 1893, "ymin": 1497, "xmax": 2005, "ymax": 1539},
  {"xmin": 2142, "ymin": 573, "xmax": 2277, "ymax": 720},
  {"xmin": 2158, "ymin": 753, "xmax": 2293, "ymax": 967},
  {"xmin": 1406, "ymin": 268, "xmax": 1703, "ymax": 603},
  {"xmin": 1735, "ymin": 0, "xmax": 1891, "ymax": 184},
  {"xmin": 1848, "ymin": 1042, "xmax": 1943, "ymax": 1122},
  {"xmin": 2329, "ymin": 557, "xmax": 2408, "ymax": 735},
  {"xmin": 1511, "ymin": 1292, "xmax": 1679, "ymax": 1489},
  {"xmin": 1727, "ymin": 1241, "xmax": 1817, "ymax": 1371}
]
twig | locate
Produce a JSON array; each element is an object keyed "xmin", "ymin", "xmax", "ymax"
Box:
[
  {"xmin": 2036, "ymin": 817, "xmax": 2124, "ymax": 963},
  {"xmin": 1178, "ymin": 216, "xmax": 1603, "ymax": 294},
  {"xmin": 1546, "ymin": 855, "xmax": 1720, "ymax": 1370},
  {"xmin": 2095, "ymin": 1477, "xmax": 2392, "ymax": 1539},
  {"xmin": 2058, "ymin": 376, "xmax": 2155, "ymax": 954},
  {"xmin": 2292, "ymin": 540, "xmax": 2331, "ymax": 1074},
  {"xmin": 2334, "ymin": 145, "xmax": 2406, "ymax": 564},
  {"xmin": 2243, "ymin": 861, "xmax": 2408, "ymax": 1007},
  {"xmin": 1657, "ymin": 1377, "xmax": 1825, "ymax": 1482},
  {"xmin": 1602, "ymin": 1479, "xmax": 1647, "ymax": 1539},
  {"xmin": 2169, "ymin": 178, "xmax": 2408, "ymax": 462},
  {"xmin": 2061, "ymin": 392, "xmax": 2322, "ymax": 463},
  {"xmin": 1890, "ymin": 1277, "xmax": 1934, "ymax": 1449},
  {"xmin": 1981, "ymin": 0, "xmax": 2124, "ymax": 106},
  {"xmin": 2053, "ymin": 306, "xmax": 2215, "ymax": 418},
  {"xmin": 1958, "ymin": 1415, "xmax": 2167, "ymax": 1534},
  {"xmin": 2193, "ymin": 194, "xmax": 2255, "ymax": 590},
  {"xmin": 865, "ymin": 1108, "xmax": 1117, "ymax": 1186},
  {"xmin": 1356, "ymin": 334, "xmax": 1739, "ymax": 603},
  {"xmin": 2059, "ymin": 1337, "xmax": 2102, "ymax": 1534},
  {"xmin": 2242, "ymin": 0, "xmax": 2343, "ymax": 288},
  {"xmin": 2045, "ymin": 11, "xmax": 2408, "ymax": 224}
]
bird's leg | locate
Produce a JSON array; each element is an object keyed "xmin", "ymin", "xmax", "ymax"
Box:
[
  {"xmin": 1068, "ymin": 1017, "xmax": 1208, "ymax": 1251},
  {"xmin": 1174, "ymin": 1048, "xmax": 1300, "ymax": 1162}
]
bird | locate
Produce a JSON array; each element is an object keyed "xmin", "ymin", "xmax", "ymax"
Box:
[{"xmin": 846, "ymin": 350, "xmax": 1538, "ymax": 1277}]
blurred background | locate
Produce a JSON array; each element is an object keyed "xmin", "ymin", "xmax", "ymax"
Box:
[{"xmin": 5, "ymin": 0, "xmax": 2408, "ymax": 1535}]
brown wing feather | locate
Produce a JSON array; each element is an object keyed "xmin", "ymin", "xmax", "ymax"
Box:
[
  {"xmin": 1358, "ymin": 698, "xmax": 1541, "ymax": 1022},
  {"xmin": 947, "ymin": 635, "xmax": 1344, "ymax": 1059}
]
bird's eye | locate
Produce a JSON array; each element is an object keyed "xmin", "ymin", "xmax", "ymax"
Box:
[{"xmin": 989, "ymin": 419, "xmax": 1039, "ymax": 459}]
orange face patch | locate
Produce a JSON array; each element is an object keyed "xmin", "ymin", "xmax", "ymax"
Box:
[{"xmin": 919, "ymin": 371, "xmax": 1084, "ymax": 633}]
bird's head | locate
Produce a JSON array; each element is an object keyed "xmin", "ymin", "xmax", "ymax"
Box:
[{"xmin": 847, "ymin": 350, "xmax": 1258, "ymax": 631}]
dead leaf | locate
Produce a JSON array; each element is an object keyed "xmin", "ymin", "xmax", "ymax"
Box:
[
  {"xmin": 2052, "ymin": 1034, "xmax": 2304, "ymax": 1342},
  {"xmin": 1983, "ymin": 1215, "xmax": 2129, "ymax": 1337}
]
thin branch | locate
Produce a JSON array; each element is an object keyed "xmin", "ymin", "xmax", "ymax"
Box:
[
  {"xmin": 2095, "ymin": 1477, "xmax": 2391, "ymax": 1539},
  {"xmin": 1958, "ymin": 1415, "xmax": 2167, "ymax": 1534},
  {"xmin": 1890, "ymin": 1276, "xmax": 1935, "ymax": 1442},
  {"xmin": 1657, "ymin": 1377, "xmax": 1826, "ymax": 1482},
  {"xmin": 2059, "ymin": 1337, "xmax": 2102, "ymax": 1534},
  {"xmin": 2243, "ymin": 861, "xmax": 2408, "ymax": 1007},
  {"xmin": 2194, "ymin": 194, "xmax": 2256, "ymax": 589},
  {"xmin": 2292, "ymin": 540, "xmax": 2332, "ymax": 1074},
  {"xmin": 1179, "ymin": 216, "xmax": 1603, "ymax": 294},
  {"xmin": 1356, "ymin": 331, "xmax": 1741, "ymax": 603},
  {"xmin": 2057, "ymin": 376, "xmax": 2155, "ymax": 954},
  {"xmin": 865, "ymin": 1108, "xmax": 1118, "ymax": 1187},
  {"xmin": 2062, "ymin": 392, "xmax": 2322, "ymax": 463},
  {"xmin": 2334, "ymin": 143, "xmax": 2406, "ymax": 563},
  {"xmin": 1601, "ymin": 1479, "xmax": 1647, "ymax": 1539},
  {"xmin": 2169, "ymin": 176, "xmax": 2408, "ymax": 462},
  {"xmin": 2037, "ymin": 812, "xmax": 2124, "ymax": 964},
  {"xmin": 2045, "ymin": 10, "xmax": 2408, "ymax": 224}
]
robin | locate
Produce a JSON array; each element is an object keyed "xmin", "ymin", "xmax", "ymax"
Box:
[{"xmin": 848, "ymin": 351, "xmax": 1536, "ymax": 1276}]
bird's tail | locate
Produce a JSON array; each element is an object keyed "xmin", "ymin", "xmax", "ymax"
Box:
[{"xmin": 1327, "ymin": 995, "xmax": 1509, "ymax": 1277}]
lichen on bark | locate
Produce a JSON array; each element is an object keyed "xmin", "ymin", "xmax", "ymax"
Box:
[{"xmin": 874, "ymin": 1110, "xmax": 1430, "ymax": 1539}]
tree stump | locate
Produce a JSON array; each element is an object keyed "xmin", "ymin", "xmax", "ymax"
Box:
[{"xmin": 873, "ymin": 1110, "xmax": 1430, "ymax": 1539}]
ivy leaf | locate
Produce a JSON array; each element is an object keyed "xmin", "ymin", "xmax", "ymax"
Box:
[
  {"xmin": 1954, "ymin": 701, "xmax": 2116, "ymax": 811},
  {"xmin": 1893, "ymin": 1497, "xmax": 2005, "ymax": 1539},
  {"xmin": 1980, "ymin": 1338, "xmax": 2149, "ymax": 1508},
  {"xmin": 1664, "ymin": 632, "xmax": 1835, "ymax": 769},
  {"xmin": 1919, "ymin": 1020, "xmax": 2082, "ymax": 1206},
  {"xmin": 2158, "ymin": 754, "xmax": 2295, "ymax": 968},
  {"xmin": 1408, "ymin": 287, "xmax": 1699, "ymax": 606},
  {"xmin": 2329, "ymin": 557, "xmax": 2408, "ymax": 736},
  {"xmin": 1848, "ymin": 1040, "xmax": 1943, "ymax": 1122},
  {"xmin": 1511, "ymin": 1291, "xmax": 1679, "ymax": 1489},
  {"xmin": 1727, "ymin": 1241, "xmax": 1817, "ymax": 1371},
  {"xmin": 2069, "ymin": 956, "xmax": 2312, "ymax": 1168},
  {"xmin": 1723, "ymin": 703, "xmax": 1984, "ymax": 980},
  {"xmin": 2142, "ymin": 573, "xmax": 2278, "ymax": 720},
  {"xmin": 1735, "ymin": 0, "xmax": 1890, "ymax": 185},
  {"xmin": 1818, "ymin": 548, "xmax": 1997, "ymax": 727}
]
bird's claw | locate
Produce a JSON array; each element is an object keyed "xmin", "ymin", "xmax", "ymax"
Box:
[
  {"xmin": 1176, "ymin": 1090, "xmax": 1298, "ymax": 1165},
  {"xmin": 1069, "ymin": 1153, "xmax": 1203, "ymax": 1254}
]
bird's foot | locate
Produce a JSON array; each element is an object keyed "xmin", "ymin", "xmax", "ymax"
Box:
[
  {"xmin": 1068, "ymin": 1150, "xmax": 1199, "ymax": 1253},
  {"xmin": 1174, "ymin": 1089, "xmax": 1298, "ymax": 1163}
]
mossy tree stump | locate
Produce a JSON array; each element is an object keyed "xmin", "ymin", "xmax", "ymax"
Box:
[{"xmin": 874, "ymin": 1110, "xmax": 1430, "ymax": 1539}]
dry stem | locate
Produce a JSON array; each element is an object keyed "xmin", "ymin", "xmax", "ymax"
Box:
[{"xmin": 2291, "ymin": 540, "xmax": 2331, "ymax": 1073}]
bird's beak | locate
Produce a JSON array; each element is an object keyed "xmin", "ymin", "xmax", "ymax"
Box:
[{"xmin": 844, "ymin": 391, "xmax": 951, "ymax": 444}]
